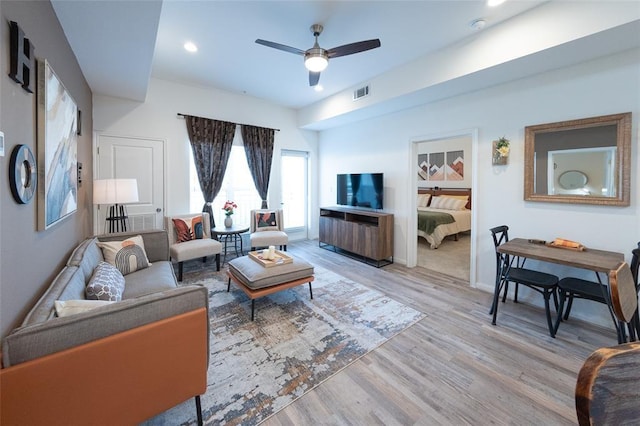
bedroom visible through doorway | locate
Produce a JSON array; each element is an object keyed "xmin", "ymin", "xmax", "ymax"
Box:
[{"xmin": 415, "ymin": 134, "xmax": 473, "ymax": 281}]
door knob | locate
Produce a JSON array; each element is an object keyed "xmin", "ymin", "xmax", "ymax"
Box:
[{"xmin": 156, "ymin": 208, "xmax": 162, "ymax": 213}]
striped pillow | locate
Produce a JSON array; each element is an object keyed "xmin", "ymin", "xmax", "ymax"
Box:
[
  {"xmin": 97, "ymin": 235, "xmax": 150, "ymax": 276},
  {"xmin": 430, "ymin": 196, "xmax": 467, "ymax": 211}
]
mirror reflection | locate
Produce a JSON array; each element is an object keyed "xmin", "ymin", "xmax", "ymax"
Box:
[{"xmin": 524, "ymin": 112, "xmax": 631, "ymax": 206}]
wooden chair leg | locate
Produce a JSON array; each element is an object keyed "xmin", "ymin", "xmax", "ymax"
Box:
[
  {"xmin": 178, "ymin": 262, "xmax": 183, "ymax": 282},
  {"xmin": 216, "ymin": 253, "xmax": 220, "ymax": 271}
]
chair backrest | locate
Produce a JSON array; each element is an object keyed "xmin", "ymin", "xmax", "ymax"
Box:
[
  {"xmin": 489, "ymin": 225, "xmax": 510, "ymax": 274},
  {"xmin": 631, "ymin": 248, "xmax": 639, "ymax": 291},
  {"xmin": 165, "ymin": 212, "xmax": 212, "ymax": 246},
  {"xmin": 249, "ymin": 209, "xmax": 284, "ymax": 233},
  {"xmin": 575, "ymin": 342, "xmax": 640, "ymax": 426},
  {"xmin": 609, "ymin": 261, "xmax": 638, "ymax": 324}
]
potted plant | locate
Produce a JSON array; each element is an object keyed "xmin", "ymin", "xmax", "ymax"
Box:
[
  {"xmin": 222, "ymin": 200, "xmax": 238, "ymax": 227},
  {"xmin": 493, "ymin": 136, "xmax": 510, "ymax": 165}
]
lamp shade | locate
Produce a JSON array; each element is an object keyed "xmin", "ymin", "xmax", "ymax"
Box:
[{"xmin": 93, "ymin": 179, "xmax": 139, "ymax": 205}]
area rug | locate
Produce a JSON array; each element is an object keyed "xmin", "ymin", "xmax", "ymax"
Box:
[{"xmin": 144, "ymin": 265, "xmax": 425, "ymax": 425}]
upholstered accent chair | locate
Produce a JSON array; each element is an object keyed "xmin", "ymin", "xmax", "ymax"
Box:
[
  {"xmin": 249, "ymin": 209, "xmax": 288, "ymax": 251},
  {"xmin": 165, "ymin": 212, "xmax": 222, "ymax": 281}
]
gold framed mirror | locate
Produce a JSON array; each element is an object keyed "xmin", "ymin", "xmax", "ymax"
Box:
[{"xmin": 524, "ymin": 112, "xmax": 631, "ymax": 206}]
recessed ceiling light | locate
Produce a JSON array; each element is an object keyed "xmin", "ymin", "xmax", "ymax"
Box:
[
  {"xmin": 470, "ymin": 19, "xmax": 486, "ymax": 30},
  {"xmin": 487, "ymin": 0, "xmax": 507, "ymax": 7},
  {"xmin": 314, "ymin": 84, "xmax": 324, "ymax": 92},
  {"xmin": 184, "ymin": 42, "xmax": 198, "ymax": 53}
]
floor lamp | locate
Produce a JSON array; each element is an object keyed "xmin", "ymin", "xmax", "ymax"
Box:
[{"xmin": 93, "ymin": 178, "xmax": 139, "ymax": 233}]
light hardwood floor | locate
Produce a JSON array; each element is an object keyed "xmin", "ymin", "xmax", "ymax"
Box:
[{"xmin": 262, "ymin": 240, "xmax": 616, "ymax": 425}]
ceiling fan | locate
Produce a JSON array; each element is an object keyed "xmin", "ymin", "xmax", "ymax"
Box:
[{"xmin": 256, "ymin": 24, "xmax": 381, "ymax": 87}]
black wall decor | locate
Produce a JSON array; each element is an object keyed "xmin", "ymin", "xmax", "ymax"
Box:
[
  {"xmin": 9, "ymin": 144, "xmax": 37, "ymax": 204},
  {"xmin": 9, "ymin": 21, "xmax": 35, "ymax": 93}
]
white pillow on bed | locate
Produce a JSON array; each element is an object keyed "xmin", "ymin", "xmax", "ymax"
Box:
[
  {"xmin": 430, "ymin": 196, "xmax": 467, "ymax": 210},
  {"xmin": 417, "ymin": 194, "xmax": 431, "ymax": 207}
]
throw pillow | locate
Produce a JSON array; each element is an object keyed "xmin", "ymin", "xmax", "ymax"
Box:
[
  {"xmin": 430, "ymin": 196, "xmax": 467, "ymax": 211},
  {"xmin": 54, "ymin": 299, "xmax": 115, "ymax": 317},
  {"xmin": 172, "ymin": 216, "xmax": 204, "ymax": 243},
  {"xmin": 417, "ymin": 194, "xmax": 431, "ymax": 207},
  {"xmin": 255, "ymin": 211, "xmax": 279, "ymax": 231},
  {"xmin": 97, "ymin": 235, "xmax": 150, "ymax": 275},
  {"xmin": 85, "ymin": 261, "xmax": 126, "ymax": 301}
]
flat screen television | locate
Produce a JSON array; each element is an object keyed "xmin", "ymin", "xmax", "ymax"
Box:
[{"xmin": 336, "ymin": 173, "xmax": 384, "ymax": 209}]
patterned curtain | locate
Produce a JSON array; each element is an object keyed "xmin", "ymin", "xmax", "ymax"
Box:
[
  {"xmin": 241, "ymin": 124, "xmax": 275, "ymax": 209},
  {"xmin": 185, "ymin": 115, "xmax": 236, "ymax": 228}
]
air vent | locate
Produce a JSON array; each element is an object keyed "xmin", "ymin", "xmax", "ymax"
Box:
[{"xmin": 353, "ymin": 85, "xmax": 370, "ymax": 101}]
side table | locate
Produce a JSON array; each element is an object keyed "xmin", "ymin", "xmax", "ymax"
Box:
[{"xmin": 212, "ymin": 225, "xmax": 250, "ymax": 264}]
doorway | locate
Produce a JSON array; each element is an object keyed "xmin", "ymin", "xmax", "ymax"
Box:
[
  {"xmin": 407, "ymin": 130, "xmax": 477, "ymax": 284},
  {"xmin": 281, "ymin": 150, "xmax": 309, "ymax": 242}
]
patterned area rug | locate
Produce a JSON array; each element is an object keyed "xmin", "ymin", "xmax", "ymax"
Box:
[{"xmin": 144, "ymin": 264, "xmax": 425, "ymax": 425}]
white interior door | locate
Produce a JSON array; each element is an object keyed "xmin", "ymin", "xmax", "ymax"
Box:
[{"xmin": 95, "ymin": 134, "xmax": 165, "ymax": 234}]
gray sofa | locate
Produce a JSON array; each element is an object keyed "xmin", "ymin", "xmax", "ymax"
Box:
[{"xmin": 0, "ymin": 229, "xmax": 209, "ymax": 425}]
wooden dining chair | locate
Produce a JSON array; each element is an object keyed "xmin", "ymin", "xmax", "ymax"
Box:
[
  {"xmin": 489, "ymin": 225, "xmax": 559, "ymax": 337},
  {"xmin": 609, "ymin": 261, "xmax": 638, "ymax": 343},
  {"xmin": 575, "ymin": 342, "xmax": 640, "ymax": 426},
  {"xmin": 629, "ymin": 248, "xmax": 640, "ymax": 340}
]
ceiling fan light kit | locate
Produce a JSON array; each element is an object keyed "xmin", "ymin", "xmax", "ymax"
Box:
[
  {"xmin": 304, "ymin": 53, "xmax": 328, "ymax": 72},
  {"xmin": 256, "ymin": 23, "xmax": 381, "ymax": 87}
]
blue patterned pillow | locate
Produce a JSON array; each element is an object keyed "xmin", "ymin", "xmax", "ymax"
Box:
[{"xmin": 85, "ymin": 261, "xmax": 125, "ymax": 301}]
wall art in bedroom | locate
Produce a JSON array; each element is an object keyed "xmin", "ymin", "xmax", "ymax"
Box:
[
  {"xmin": 37, "ymin": 59, "xmax": 78, "ymax": 230},
  {"xmin": 446, "ymin": 150, "xmax": 464, "ymax": 181},
  {"xmin": 417, "ymin": 150, "xmax": 465, "ymax": 182}
]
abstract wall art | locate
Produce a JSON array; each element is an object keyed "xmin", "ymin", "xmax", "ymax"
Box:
[{"xmin": 37, "ymin": 59, "xmax": 78, "ymax": 230}]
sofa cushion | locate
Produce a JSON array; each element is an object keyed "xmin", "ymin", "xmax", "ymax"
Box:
[
  {"xmin": 66, "ymin": 237, "xmax": 104, "ymax": 282},
  {"xmin": 86, "ymin": 262, "xmax": 126, "ymax": 301},
  {"xmin": 97, "ymin": 235, "xmax": 151, "ymax": 276},
  {"xmin": 122, "ymin": 262, "xmax": 177, "ymax": 299},
  {"xmin": 54, "ymin": 300, "xmax": 115, "ymax": 317},
  {"xmin": 21, "ymin": 266, "xmax": 87, "ymax": 326}
]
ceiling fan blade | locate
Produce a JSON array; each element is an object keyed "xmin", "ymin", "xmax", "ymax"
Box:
[
  {"xmin": 327, "ymin": 39, "xmax": 381, "ymax": 58},
  {"xmin": 255, "ymin": 39, "xmax": 305, "ymax": 56},
  {"xmin": 309, "ymin": 71, "xmax": 321, "ymax": 87}
]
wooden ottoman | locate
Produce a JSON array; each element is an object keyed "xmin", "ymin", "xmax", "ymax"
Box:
[{"xmin": 227, "ymin": 255, "xmax": 315, "ymax": 320}]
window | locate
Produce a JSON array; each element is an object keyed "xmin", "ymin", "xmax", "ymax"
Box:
[{"xmin": 189, "ymin": 145, "xmax": 262, "ymax": 228}]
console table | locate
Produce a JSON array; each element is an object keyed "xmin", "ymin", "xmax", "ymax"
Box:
[{"xmin": 319, "ymin": 207, "xmax": 393, "ymax": 267}]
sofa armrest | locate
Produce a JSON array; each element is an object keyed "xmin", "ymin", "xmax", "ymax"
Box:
[
  {"xmin": 97, "ymin": 229, "xmax": 170, "ymax": 262},
  {"xmin": 2, "ymin": 285, "xmax": 208, "ymax": 367},
  {"xmin": 0, "ymin": 307, "xmax": 208, "ymax": 425}
]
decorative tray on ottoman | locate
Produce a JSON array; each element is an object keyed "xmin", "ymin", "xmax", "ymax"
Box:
[{"xmin": 248, "ymin": 250, "xmax": 293, "ymax": 267}]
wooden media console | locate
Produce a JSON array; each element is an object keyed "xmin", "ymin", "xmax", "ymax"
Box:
[{"xmin": 319, "ymin": 207, "xmax": 394, "ymax": 267}]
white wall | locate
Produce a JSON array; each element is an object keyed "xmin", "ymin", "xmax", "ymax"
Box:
[
  {"xmin": 93, "ymin": 78, "xmax": 319, "ymax": 233},
  {"xmin": 318, "ymin": 48, "xmax": 640, "ymax": 328}
]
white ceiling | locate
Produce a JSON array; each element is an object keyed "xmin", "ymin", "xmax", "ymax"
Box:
[{"xmin": 51, "ymin": 0, "xmax": 548, "ymax": 109}]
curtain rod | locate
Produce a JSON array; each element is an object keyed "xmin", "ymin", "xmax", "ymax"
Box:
[{"xmin": 176, "ymin": 113, "xmax": 280, "ymax": 132}]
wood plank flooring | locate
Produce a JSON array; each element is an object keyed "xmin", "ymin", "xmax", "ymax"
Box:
[{"xmin": 262, "ymin": 240, "xmax": 617, "ymax": 425}]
